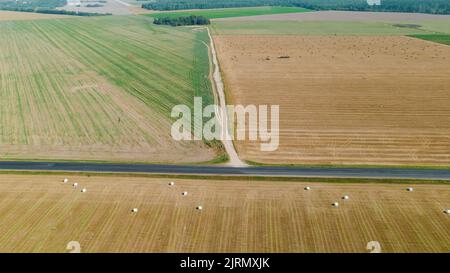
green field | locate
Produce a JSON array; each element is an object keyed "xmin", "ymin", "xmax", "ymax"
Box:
[
  {"xmin": 0, "ymin": 15, "xmax": 219, "ymax": 163},
  {"xmin": 410, "ymin": 34, "xmax": 450, "ymax": 46},
  {"xmin": 146, "ymin": 6, "xmax": 310, "ymax": 20},
  {"xmin": 211, "ymin": 20, "xmax": 445, "ymax": 35}
]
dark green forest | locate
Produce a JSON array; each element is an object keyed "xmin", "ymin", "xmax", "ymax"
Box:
[
  {"xmin": 142, "ymin": 0, "xmax": 450, "ymax": 14},
  {"xmin": 0, "ymin": 0, "xmax": 67, "ymax": 9},
  {"xmin": 154, "ymin": 15, "xmax": 211, "ymax": 26}
]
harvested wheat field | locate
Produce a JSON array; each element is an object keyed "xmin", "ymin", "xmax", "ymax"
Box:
[
  {"xmin": 0, "ymin": 174, "xmax": 448, "ymax": 252},
  {"xmin": 214, "ymin": 35, "xmax": 450, "ymax": 166},
  {"xmin": 0, "ymin": 16, "xmax": 219, "ymax": 163},
  {"xmin": 0, "ymin": 11, "xmax": 68, "ymax": 21}
]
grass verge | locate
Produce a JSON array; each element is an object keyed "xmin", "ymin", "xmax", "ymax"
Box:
[
  {"xmin": 245, "ymin": 160, "xmax": 450, "ymax": 170},
  {"xmin": 1, "ymin": 170, "xmax": 449, "ymax": 185}
]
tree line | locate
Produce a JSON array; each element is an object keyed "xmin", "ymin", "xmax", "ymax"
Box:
[
  {"xmin": 142, "ymin": 0, "xmax": 450, "ymax": 15},
  {"xmin": 153, "ymin": 15, "xmax": 211, "ymax": 26},
  {"xmin": 0, "ymin": 0, "xmax": 66, "ymax": 9},
  {"xmin": 86, "ymin": 4, "xmax": 105, "ymax": 8},
  {"xmin": 0, "ymin": 6, "xmax": 112, "ymax": 16}
]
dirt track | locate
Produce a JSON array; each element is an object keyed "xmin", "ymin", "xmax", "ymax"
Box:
[
  {"xmin": 214, "ymin": 35, "xmax": 450, "ymax": 166},
  {"xmin": 207, "ymin": 28, "xmax": 246, "ymax": 167}
]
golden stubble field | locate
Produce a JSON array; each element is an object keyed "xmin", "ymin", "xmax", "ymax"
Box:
[
  {"xmin": 214, "ymin": 35, "xmax": 450, "ymax": 166},
  {"xmin": 0, "ymin": 174, "xmax": 448, "ymax": 253}
]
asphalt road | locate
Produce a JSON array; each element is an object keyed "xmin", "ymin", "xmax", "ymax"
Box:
[{"xmin": 1, "ymin": 161, "xmax": 450, "ymax": 180}]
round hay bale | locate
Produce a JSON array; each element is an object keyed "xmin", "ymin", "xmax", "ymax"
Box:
[
  {"xmin": 72, "ymin": 183, "xmax": 78, "ymax": 187},
  {"xmin": 332, "ymin": 202, "xmax": 339, "ymax": 207},
  {"xmin": 168, "ymin": 182, "xmax": 175, "ymax": 186},
  {"xmin": 304, "ymin": 186, "xmax": 311, "ymax": 191},
  {"xmin": 181, "ymin": 192, "xmax": 188, "ymax": 196},
  {"xmin": 63, "ymin": 178, "xmax": 69, "ymax": 183},
  {"xmin": 342, "ymin": 195, "xmax": 349, "ymax": 200},
  {"xmin": 444, "ymin": 209, "xmax": 450, "ymax": 214},
  {"xmin": 132, "ymin": 208, "xmax": 138, "ymax": 213},
  {"xmin": 196, "ymin": 206, "xmax": 203, "ymax": 211},
  {"xmin": 406, "ymin": 187, "xmax": 414, "ymax": 192},
  {"xmin": 81, "ymin": 188, "xmax": 87, "ymax": 193}
]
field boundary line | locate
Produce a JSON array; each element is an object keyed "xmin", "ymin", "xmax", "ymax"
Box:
[{"xmin": 1, "ymin": 170, "xmax": 450, "ymax": 185}]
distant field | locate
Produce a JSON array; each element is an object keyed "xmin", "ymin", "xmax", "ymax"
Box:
[
  {"xmin": 58, "ymin": 0, "xmax": 132, "ymax": 15},
  {"xmin": 411, "ymin": 34, "xmax": 450, "ymax": 46},
  {"xmin": 0, "ymin": 16, "xmax": 219, "ymax": 163},
  {"xmin": 211, "ymin": 15, "xmax": 450, "ymax": 36},
  {"xmin": 0, "ymin": 174, "xmax": 448, "ymax": 252},
  {"xmin": 146, "ymin": 6, "xmax": 310, "ymax": 20},
  {"xmin": 125, "ymin": 0, "xmax": 154, "ymax": 5},
  {"xmin": 0, "ymin": 10, "xmax": 68, "ymax": 21},
  {"xmin": 211, "ymin": 21, "xmax": 440, "ymax": 35},
  {"xmin": 418, "ymin": 20, "xmax": 450, "ymax": 33},
  {"xmin": 215, "ymin": 10, "xmax": 450, "ymax": 22},
  {"xmin": 214, "ymin": 35, "xmax": 450, "ymax": 166}
]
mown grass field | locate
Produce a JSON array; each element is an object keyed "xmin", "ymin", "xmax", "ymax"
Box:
[
  {"xmin": 0, "ymin": 15, "xmax": 220, "ymax": 163},
  {"xmin": 146, "ymin": 6, "xmax": 310, "ymax": 20},
  {"xmin": 211, "ymin": 20, "xmax": 449, "ymax": 35},
  {"xmin": 0, "ymin": 174, "xmax": 448, "ymax": 252},
  {"xmin": 411, "ymin": 34, "xmax": 450, "ymax": 46}
]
